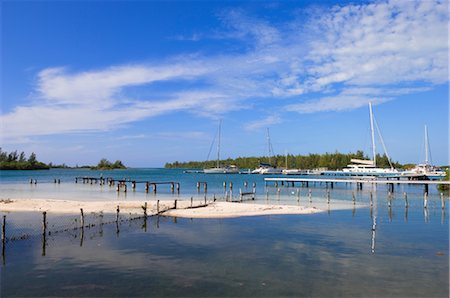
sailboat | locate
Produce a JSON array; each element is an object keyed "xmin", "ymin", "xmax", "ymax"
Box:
[
  {"xmin": 282, "ymin": 150, "xmax": 303, "ymax": 175},
  {"xmin": 402, "ymin": 125, "xmax": 445, "ymax": 180},
  {"xmin": 342, "ymin": 102, "xmax": 399, "ymax": 176},
  {"xmin": 252, "ymin": 128, "xmax": 282, "ymax": 174},
  {"xmin": 203, "ymin": 121, "xmax": 239, "ymax": 174}
]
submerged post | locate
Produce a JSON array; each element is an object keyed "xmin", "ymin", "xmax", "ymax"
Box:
[
  {"xmin": 157, "ymin": 200, "xmax": 160, "ymax": 213},
  {"xmin": 424, "ymin": 192, "xmax": 428, "ymax": 209},
  {"xmin": 352, "ymin": 192, "xmax": 356, "ymax": 204},
  {"xmin": 308, "ymin": 189, "xmax": 312, "ymax": 203},
  {"xmin": 143, "ymin": 202, "xmax": 147, "ymax": 218},
  {"xmin": 404, "ymin": 192, "xmax": 408, "ymax": 208},
  {"xmin": 441, "ymin": 193, "xmax": 445, "ymax": 210},
  {"xmin": 370, "ymin": 191, "xmax": 373, "ymax": 207},
  {"xmin": 326, "ymin": 190, "xmax": 330, "ymax": 204},
  {"xmin": 116, "ymin": 205, "xmax": 120, "ymax": 222},
  {"xmin": 80, "ymin": 208, "xmax": 84, "ymax": 228}
]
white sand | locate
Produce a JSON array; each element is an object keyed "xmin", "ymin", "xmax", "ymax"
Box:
[
  {"xmin": 0, "ymin": 197, "xmax": 363, "ymax": 218},
  {"xmin": 162, "ymin": 201, "xmax": 322, "ymax": 218}
]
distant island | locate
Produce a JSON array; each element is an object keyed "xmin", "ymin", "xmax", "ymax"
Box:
[
  {"xmin": 0, "ymin": 149, "xmax": 126, "ymax": 171},
  {"xmin": 0, "ymin": 149, "xmax": 50, "ymax": 170},
  {"xmin": 165, "ymin": 151, "xmax": 403, "ymax": 170},
  {"xmin": 91, "ymin": 158, "xmax": 126, "ymax": 170}
]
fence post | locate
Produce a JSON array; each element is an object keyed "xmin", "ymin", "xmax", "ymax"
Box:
[
  {"xmin": 42, "ymin": 212, "xmax": 47, "ymax": 256},
  {"xmin": 424, "ymin": 192, "xmax": 428, "ymax": 209},
  {"xmin": 441, "ymin": 193, "xmax": 445, "ymax": 210},
  {"xmin": 1, "ymin": 216, "xmax": 5, "ymax": 244},
  {"xmin": 116, "ymin": 206, "xmax": 120, "ymax": 222},
  {"xmin": 174, "ymin": 199, "xmax": 177, "ymax": 209},
  {"xmin": 157, "ymin": 200, "xmax": 160, "ymax": 213},
  {"xmin": 143, "ymin": 202, "xmax": 147, "ymax": 218},
  {"xmin": 80, "ymin": 208, "xmax": 84, "ymax": 228},
  {"xmin": 404, "ymin": 192, "xmax": 408, "ymax": 208}
]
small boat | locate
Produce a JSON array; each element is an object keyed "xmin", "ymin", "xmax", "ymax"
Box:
[
  {"xmin": 401, "ymin": 125, "xmax": 445, "ymax": 180},
  {"xmin": 251, "ymin": 128, "xmax": 282, "ymax": 174},
  {"xmin": 252, "ymin": 163, "xmax": 282, "ymax": 174},
  {"xmin": 203, "ymin": 121, "xmax": 239, "ymax": 174}
]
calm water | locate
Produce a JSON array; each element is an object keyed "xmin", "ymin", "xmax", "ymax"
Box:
[{"xmin": 0, "ymin": 169, "xmax": 448, "ymax": 297}]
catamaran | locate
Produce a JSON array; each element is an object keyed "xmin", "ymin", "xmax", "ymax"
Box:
[
  {"xmin": 203, "ymin": 121, "xmax": 239, "ymax": 174},
  {"xmin": 401, "ymin": 125, "xmax": 445, "ymax": 180},
  {"xmin": 341, "ymin": 102, "xmax": 399, "ymax": 177}
]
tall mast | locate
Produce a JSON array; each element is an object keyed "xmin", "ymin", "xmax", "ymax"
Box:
[
  {"xmin": 424, "ymin": 125, "xmax": 429, "ymax": 165},
  {"xmin": 217, "ymin": 120, "xmax": 221, "ymax": 168},
  {"xmin": 285, "ymin": 150, "xmax": 288, "ymax": 170},
  {"xmin": 369, "ymin": 102, "xmax": 376, "ymax": 167},
  {"xmin": 267, "ymin": 128, "xmax": 271, "ymax": 165}
]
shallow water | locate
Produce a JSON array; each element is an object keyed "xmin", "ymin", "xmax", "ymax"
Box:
[{"xmin": 0, "ymin": 169, "xmax": 448, "ymax": 297}]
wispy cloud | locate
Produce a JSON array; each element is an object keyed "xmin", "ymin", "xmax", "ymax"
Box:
[
  {"xmin": 245, "ymin": 114, "xmax": 282, "ymax": 131},
  {"xmin": 1, "ymin": 0, "xmax": 447, "ymax": 141}
]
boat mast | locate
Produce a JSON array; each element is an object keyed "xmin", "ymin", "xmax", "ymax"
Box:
[
  {"xmin": 424, "ymin": 125, "xmax": 429, "ymax": 165},
  {"xmin": 267, "ymin": 128, "xmax": 272, "ymax": 165},
  {"xmin": 369, "ymin": 102, "xmax": 376, "ymax": 167},
  {"xmin": 217, "ymin": 120, "xmax": 221, "ymax": 168}
]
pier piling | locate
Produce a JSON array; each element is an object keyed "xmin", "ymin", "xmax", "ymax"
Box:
[{"xmin": 80, "ymin": 208, "xmax": 84, "ymax": 228}]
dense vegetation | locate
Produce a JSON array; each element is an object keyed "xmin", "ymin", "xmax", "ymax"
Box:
[
  {"xmin": 165, "ymin": 151, "xmax": 402, "ymax": 170},
  {"xmin": 0, "ymin": 149, "xmax": 50, "ymax": 170},
  {"xmin": 92, "ymin": 158, "xmax": 126, "ymax": 170}
]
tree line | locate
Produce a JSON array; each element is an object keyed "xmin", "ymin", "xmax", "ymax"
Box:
[
  {"xmin": 0, "ymin": 148, "xmax": 50, "ymax": 170},
  {"xmin": 165, "ymin": 151, "xmax": 403, "ymax": 170}
]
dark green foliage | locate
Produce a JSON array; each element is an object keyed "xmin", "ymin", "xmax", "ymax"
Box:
[
  {"xmin": 91, "ymin": 158, "xmax": 126, "ymax": 170},
  {"xmin": 165, "ymin": 150, "xmax": 402, "ymax": 170},
  {"xmin": 0, "ymin": 148, "xmax": 49, "ymax": 170}
]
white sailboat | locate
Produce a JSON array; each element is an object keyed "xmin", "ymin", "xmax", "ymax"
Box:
[
  {"xmin": 282, "ymin": 150, "xmax": 303, "ymax": 175},
  {"xmin": 252, "ymin": 128, "xmax": 282, "ymax": 174},
  {"xmin": 342, "ymin": 102, "xmax": 399, "ymax": 176},
  {"xmin": 402, "ymin": 125, "xmax": 445, "ymax": 179},
  {"xmin": 203, "ymin": 121, "xmax": 239, "ymax": 174}
]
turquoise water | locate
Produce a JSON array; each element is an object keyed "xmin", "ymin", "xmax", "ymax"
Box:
[{"xmin": 0, "ymin": 169, "xmax": 448, "ymax": 297}]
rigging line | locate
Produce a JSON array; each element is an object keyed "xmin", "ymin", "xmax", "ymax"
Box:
[
  {"xmin": 205, "ymin": 127, "xmax": 218, "ymax": 162},
  {"xmin": 373, "ymin": 116, "xmax": 394, "ymax": 169}
]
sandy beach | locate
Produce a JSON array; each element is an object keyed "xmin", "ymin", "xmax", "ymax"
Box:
[{"xmin": 0, "ymin": 197, "xmax": 365, "ymax": 218}]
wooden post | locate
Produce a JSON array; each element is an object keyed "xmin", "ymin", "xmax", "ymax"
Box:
[
  {"xmin": 171, "ymin": 183, "xmax": 175, "ymax": 193},
  {"xmin": 124, "ymin": 184, "xmax": 127, "ymax": 193},
  {"xmin": 229, "ymin": 182, "xmax": 233, "ymax": 191},
  {"xmin": 424, "ymin": 192, "xmax": 428, "ymax": 209},
  {"xmin": 143, "ymin": 202, "xmax": 147, "ymax": 218},
  {"xmin": 132, "ymin": 181, "xmax": 136, "ymax": 190},
  {"xmin": 116, "ymin": 206, "xmax": 120, "ymax": 222},
  {"xmin": 80, "ymin": 208, "xmax": 84, "ymax": 228},
  {"xmin": 404, "ymin": 192, "xmax": 408, "ymax": 208},
  {"xmin": 326, "ymin": 190, "xmax": 330, "ymax": 204},
  {"xmin": 197, "ymin": 182, "xmax": 200, "ymax": 192},
  {"xmin": 296, "ymin": 189, "xmax": 300, "ymax": 202},
  {"xmin": 370, "ymin": 191, "xmax": 373, "ymax": 207},
  {"xmin": 75, "ymin": 178, "xmax": 78, "ymax": 183},
  {"xmin": 244, "ymin": 181, "xmax": 248, "ymax": 188},
  {"xmin": 352, "ymin": 192, "xmax": 356, "ymax": 204},
  {"xmin": 176, "ymin": 183, "xmax": 180, "ymax": 193},
  {"xmin": 441, "ymin": 193, "xmax": 445, "ymax": 210},
  {"xmin": 116, "ymin": 184, "xmax": 120, "ymax": 192},
  {"xmin": 2, "ymin": 215, "xmax": 5, "ymax": 246},
  {"xmin": 157, "ymin": 200, "xmax": 160, "ymax": 213},
  {"xmin": 145, "ymin": 182, "xmax": 149, "ymax": 193},
  {"xmin": 204, "ymin": 195, "xmax": 207, "ymax": 205},
  {"xmin": 191, "ymin": 197, "xmax": 193, "ymax": 207},
  {"xmin": 42, "ymin": 211, "xmax": 47, "ymax": 256},
  {"xmin": 204, "ymin": 183, "xmax": 207, "ymax": 193},
  {"xmin": 153, "ymin": 184, "xmax": 157, "ymax": 193},
  {"xmin": 223, "ymin": 181, "xmax": 226, "ymax": 189},
  {"xmin": 308, "ymin": 189, "xmax": 312, "ymax": 203},
  {"xmin": 174, "ymin": 199, "xmax": 177, "ymax": 209},
  {"xmin": 239, "ymin": 189, "xmax": 242, "ymax": 202}
]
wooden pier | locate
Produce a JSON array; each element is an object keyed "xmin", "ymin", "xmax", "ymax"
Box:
[
  {"xmin": 264, "ymin": 177, "xmax": 450, "ymax": 193},
  {"xmin": 75, "ymin": 177, "xmax": 180, "ymax": 193}
]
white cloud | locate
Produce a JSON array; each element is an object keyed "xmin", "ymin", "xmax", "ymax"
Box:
[
  {"xmin": 244, "ymin": 114, "xmax": 282, "ymax": 131},
  {"xmin": 1, "ymin": 0, "xmax": 447, "ymax": 141}
]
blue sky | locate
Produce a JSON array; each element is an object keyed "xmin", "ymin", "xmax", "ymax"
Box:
[{"xmin": 1, "ymin": 0, "xmax": 448, "ymax": 167}]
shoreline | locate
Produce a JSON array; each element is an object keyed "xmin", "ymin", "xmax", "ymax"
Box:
[{"xmin": 0, "ymin": 197, "xmax": 364, "ymax": 218}]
